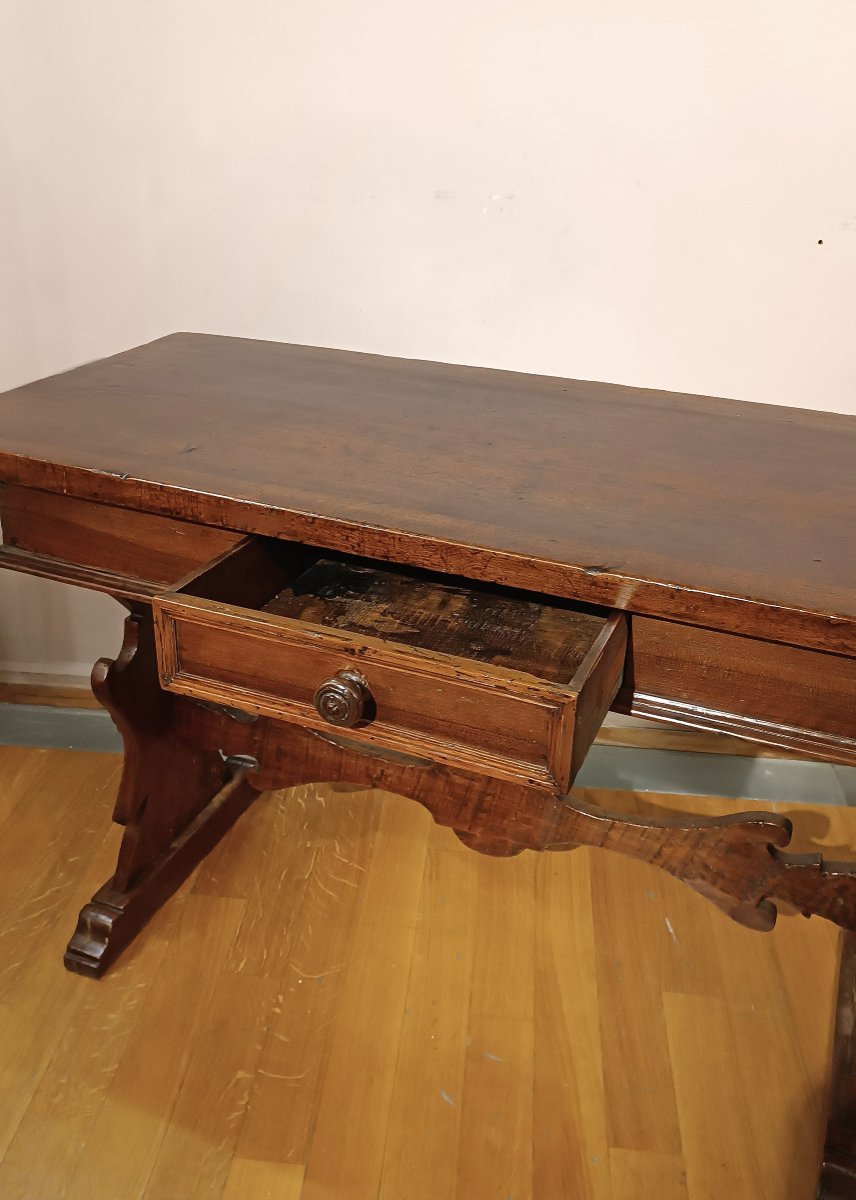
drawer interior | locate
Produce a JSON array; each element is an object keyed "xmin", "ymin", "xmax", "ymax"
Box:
[{"xmin": 176, "ymin": 537, "xmax": 614, "ymax": 685}]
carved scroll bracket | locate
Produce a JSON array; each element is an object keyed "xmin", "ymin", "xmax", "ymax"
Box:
[
  {"xmin": 175, "ymin": 709, "xmax": 856, "ymax": 936},
  {"xmin": 544, "ymin": 794, "xmax": 856, "ymax": 933}
]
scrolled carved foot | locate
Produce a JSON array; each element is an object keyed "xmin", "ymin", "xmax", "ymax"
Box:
[
  {"xmin": 64, "ymin": 897, "xmax": 128, "ymax": 978},
  {"xmin": 65, "ymin": 604, "xmax": 261, "ymax": 977},
  {"xmin": 64, "ymin": 768, "xmax": 256, "ymax": 977}
]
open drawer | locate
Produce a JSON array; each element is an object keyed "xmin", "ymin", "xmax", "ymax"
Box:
[{"xmin": 152, "ymin": 537, "xmax": 627, "ymax": 792}]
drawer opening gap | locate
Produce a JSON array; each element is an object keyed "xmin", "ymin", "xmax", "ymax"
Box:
[{"xmin": 177, "ymin": 537, "xmax": 614, "ymax": 685}]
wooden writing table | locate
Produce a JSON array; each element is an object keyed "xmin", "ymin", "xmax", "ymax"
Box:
[{"xmin": 2, "ymin": 333, "xmax": 855, "ymax": 1194}]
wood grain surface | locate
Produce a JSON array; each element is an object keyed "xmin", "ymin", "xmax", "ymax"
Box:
[
  {"xmin": 261, "ymin": 550, "xmax": 610, "ymax": 684},
  {"xmin": 0, "ymin": 743, "xmax": 843, "ymax": 1200},
  {"xmin": 2, "ymin": 333, "xmax": 855, "ymax": 653}
]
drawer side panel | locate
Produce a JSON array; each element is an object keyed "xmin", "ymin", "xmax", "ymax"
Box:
[{"xmin": 0, "ymin": 483, "xmax": 241, "ymax": 587}]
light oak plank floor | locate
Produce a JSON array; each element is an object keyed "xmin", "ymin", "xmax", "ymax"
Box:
[{"xmin": 0, "ymin": 744, "xmax": 846, "ymax": 1200}]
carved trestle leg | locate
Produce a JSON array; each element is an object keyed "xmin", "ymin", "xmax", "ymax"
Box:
[
  {"xmin": 818, "ymin": 932, "xmax": 856, "ymax": 1199},
  {"xmin": 64, "ymin": 605, "xmax": 259, "ymax": 977}
]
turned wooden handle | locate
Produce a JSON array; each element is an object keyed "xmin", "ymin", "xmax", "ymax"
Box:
[{"xmin": 313, "ymin": 669, "xmax": 371, "ymax": 728}]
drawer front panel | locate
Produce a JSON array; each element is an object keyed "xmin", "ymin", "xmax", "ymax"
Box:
[
  {"xmin": 156, "ymin": 604, "xmax": 571, "ymax": 788},
  {"xmin": 618, "ymin": 614, "xmax": 856, "ymax": 763},
  {"xmin": 153, "ymin": 536, "xmax": 627, "ymax": 792}
]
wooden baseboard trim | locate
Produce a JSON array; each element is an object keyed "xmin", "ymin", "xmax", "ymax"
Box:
[{"xmin": 0, "ymin": 679, "xmax": 100, "ymax": 709}]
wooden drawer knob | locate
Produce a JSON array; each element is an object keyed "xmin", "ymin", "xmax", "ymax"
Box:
[{"xmin": 313, "ymin": 669, "xmax": 371, "ymax": 728}]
